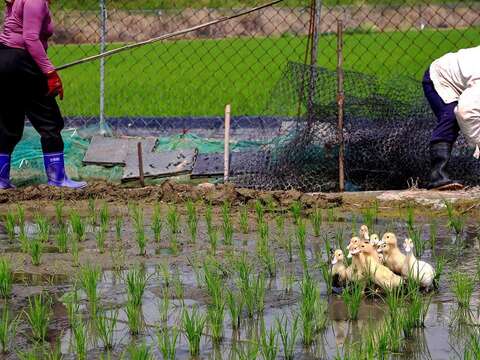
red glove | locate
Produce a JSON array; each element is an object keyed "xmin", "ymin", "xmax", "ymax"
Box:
[{"xmin": 46, "ymin": 71, "xmax": 64, "ymax": 100}]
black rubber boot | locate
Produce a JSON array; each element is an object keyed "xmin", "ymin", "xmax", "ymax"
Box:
[{"xmin": 427, "ymin": 142, "xmax": 463, "ymax": 190}]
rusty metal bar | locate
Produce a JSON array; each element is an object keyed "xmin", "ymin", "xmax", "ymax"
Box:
[{"xmin": 137, "ymin": 142, "xmax": 145, "ymax": 187}]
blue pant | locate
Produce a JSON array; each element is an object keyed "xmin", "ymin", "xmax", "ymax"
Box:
[{"xmin": 422, "ymin": 69, "xmax": 459, "ymax": 145}]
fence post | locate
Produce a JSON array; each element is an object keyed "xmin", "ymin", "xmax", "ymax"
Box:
[
  {"xmin": 337, "ymin": 20, "xmax": 345, "ymax": 193},
  {"xmin": 224, "ymin": 104, "xmax": 231, "ymax": 183},
  {"xmin": 307, "ymin": 0, "xmax": 322, "ymax": 123},
  {"xmin": 99, "ymin": 0, "xmax": 107, "ymax": 134}
]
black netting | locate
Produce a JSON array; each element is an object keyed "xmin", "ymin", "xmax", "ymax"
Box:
[{"xmin": 232, "ymin": 62, "xmax": 480, "ymax": 191}]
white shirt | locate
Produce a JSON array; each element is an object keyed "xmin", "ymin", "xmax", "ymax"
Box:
[{"xmin": 430, "ymin": 46, "xmax": 480, "ymax": 104}]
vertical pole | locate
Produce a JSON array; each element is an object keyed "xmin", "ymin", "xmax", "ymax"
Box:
[
  {"xmin": 99, "ymin": 0, "xmax": 107, "ymax": 134},
  {"xmin": 310, "ymin": 0, "xmax": 322, "ymax": 67},
  {"xmin": 137, "ymin": 142, "xmax": 145, "ymax": 187},
  {"xmin": 337, "ymin": 20, "xmax": 345, "ymax": 193},
  {"xmin": 308, "ymin": 0, "xmax": 322, "ymax": 123},
  {"xmin": 224, "ymin": 104, "xmax": 231, "ymax": 183}
]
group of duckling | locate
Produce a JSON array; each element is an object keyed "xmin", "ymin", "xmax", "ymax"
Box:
[{"xmin": 331, "ymin": 225, "xmax": 435, "ymax": 292}]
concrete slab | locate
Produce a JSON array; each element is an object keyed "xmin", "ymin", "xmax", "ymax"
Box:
[
  {"xmin": 83, "ymin": 136, "xmax": 157, "ymax": 166},
  {"xmin": 191, "ymin": 153, "xmax": 224, "ymax": 178},
  {"xmin": 122, "ymin": 149, "xmax": 197, "ymax": 181}
]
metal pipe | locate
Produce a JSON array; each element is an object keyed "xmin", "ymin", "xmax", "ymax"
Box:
[
  {"xmin": 137, "ymin": 142, "xmax": 145, "ymax": 187},
  {"xmin": 224, "ymin": 104, "xmax": 231, "ymax": 183},
  {"xmin": 99, "ymin": 0, "xmax": 107, "ymax": 134},
  {"xmin": 56, "ymin": 0, "xmax": 285, "ymax": 71},
  {"xmin": 337, "ymin": 20, "xmax": 345, "ymax": 192}
]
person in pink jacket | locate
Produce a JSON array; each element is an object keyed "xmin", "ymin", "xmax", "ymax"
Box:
[{"xmin": 0, "ymin": 0, "xmax": 86, "ymax": 189}]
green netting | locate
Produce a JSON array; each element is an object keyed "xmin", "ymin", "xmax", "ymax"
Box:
[{"xmin": 9, "ymin": 128, "xmax": 266, "ymax": 186}]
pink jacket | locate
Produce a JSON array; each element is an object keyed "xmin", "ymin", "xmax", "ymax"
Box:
[{"xmin": 0, "ymin": 0, "xmax": 55, "ymax": 74}]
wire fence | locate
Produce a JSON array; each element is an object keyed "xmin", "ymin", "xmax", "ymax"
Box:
[{"xmin": 2, "ymin": 1, "xmax": 480, "ymax": 189}]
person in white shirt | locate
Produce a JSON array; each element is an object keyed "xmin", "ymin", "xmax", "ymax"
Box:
[{"xmin": 423, "ymin": 46, "xmax": 480, "ymax": 190}]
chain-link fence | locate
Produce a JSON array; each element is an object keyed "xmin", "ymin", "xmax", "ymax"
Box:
[{"xmin": 2, "ymin": 1, "xmax": 480, "ymax": 190}]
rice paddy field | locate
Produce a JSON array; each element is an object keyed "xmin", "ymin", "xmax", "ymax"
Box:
[
  {"xmin": 52, "ymin": 27, "xmax": 480, "ymax": 117},
  {"xmin": 0, "ymin": 192, "xmax": 478, "ymax": 359}
]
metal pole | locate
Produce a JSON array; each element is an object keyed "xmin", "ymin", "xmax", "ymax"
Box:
[
  {"xmin": 99, "ymin": 0, "xmax": 107, "ymax": 134},
  {"xmin": 224, "ymin": 104, "xmax": 231, "ymax": 182},
  {"xmin": 337, "ymin": 20, "xmax": 345, "ymax": 192},
  {"xmin": 310, "ymin": 0, "xmax": 322, "ymax": 67}
]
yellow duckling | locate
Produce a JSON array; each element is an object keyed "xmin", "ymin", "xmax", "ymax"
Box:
[
  {"xmin": 353, "ymin": 243, "xmax": 403, "ymax": 290},
  {"xmin": 402, "ymin": 238, "xmax": 435, "ymax": 289},
  {"xmin": 332, "ymin": 249, "xmax": 348, "ymax": 286},
  {"xmin": 359, "ymin": 224, "xmax": 370, "ymax": 243},
  {"xmin": 381, "ymin": 232, "xmax": 406, "ymax": 275}
]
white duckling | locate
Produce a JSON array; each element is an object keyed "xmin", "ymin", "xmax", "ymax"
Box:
[
  {"xmin": 402, "ymin": 238, "xmax": 435, "ymax": 289},
  {"xmin": 359, "ymin": 224, "xmax": 370, "ymax": 243},
  {"xmin": 381, "ymin": 232, "xmax": 406, "ymax": 275}
]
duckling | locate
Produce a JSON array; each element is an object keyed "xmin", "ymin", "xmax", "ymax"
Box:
[
  {"xmin": 332, "ymin": 249, "xmax": 348, "ymax": 287},
  {"xmin": 359, "ymin": 225, "xmax": 370, "ymax": 243},
  {"xmin": 402, "ymin": 238, "xmax": 435, "ymax": 289},
  {"xmin": 347, "ymin": 236, "xmax": 361, "ymax": 252},
  {"xmin": 369, "ymin": 233, "xmax": 380, "ymax": 246},
  {"xmin": 381, "ymin": 232, "xmax": 406, "ymax": 275},
  {"xmin": 354, "ymin": 243, "xmax": 403, "ymax": 289}
]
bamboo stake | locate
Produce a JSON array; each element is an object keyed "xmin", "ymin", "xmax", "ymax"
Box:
[
  {"xmin": 137, "ymin": 142, "xmax": 145, "ymax": 187},
  {"xmin": 337, "ymin": 20, "xmax": 345, "ymax": 192},
  {"xmin": 224, "ymin": 104, "xmax": 231, "ymax": 182}
]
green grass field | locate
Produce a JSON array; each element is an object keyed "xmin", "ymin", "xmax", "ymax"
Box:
[
  {"xmin": 51, "ymin": 0, "xmax": 474, "ymax": 11},
  {"xmin": 52, "ymin": 27, "xmax": 480, "ymax": 117}
]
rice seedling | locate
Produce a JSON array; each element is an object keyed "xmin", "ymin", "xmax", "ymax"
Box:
[
  {"xmin": 222, "ymin": 202, "xmax": 234, "ymax": 246},
  {"xmin": 166, "ymin": 205, "xmax": 180, "ymax": 235},
  {"xmin": 362, "ymin": 206, "xmax": 377, "ymax": 233},
  {"xmin": 342, "ymin": 281, "xmax": 364, "ymax": 320},
  {"xmin": 95, "ymin": 226, "xmax": 107, "ymax": 254},
  {"xmin": 433, "ymin": 255, "xmax": 446, "ymax": 289},
  {"xmin": 254, "ymin": 200, "xmax": 265, "ymax": 226},
  {"xmin": 16, "ymin": 204, "xmax": 26, "ymax": 234},
  {"xmin": 99, "ymin": 202, "xmax": 110, "ymax": 230},
  {"xmin": 0, "ymin": 259, "xmax": 12, "ymax": 298},
  {"xmin": 19, "ymin": 231, "xmax": 29, "ymax": 253},
  {"xmin": 405, "ymin": 203, "xmax": 415, "ymax": 234},
  {"xmin": 260, "ymin": 323, "xmax": 278, "ymax": 360},
  {"xmin": 72, "ymin": 317, "xmax": 87, "ymax": 360},
  {"xmin": 172, "ymin": 270, "xmax": 184, "ymax": 302},
  {"xmin": 96, "ymin": 309, "xmax": 118, "ymax": 350},
  {"xmin": 69, "ymin": 211, "xmax": 86, "ymax": 242},
  {"xmin": 275, "ymin": 211, "xmax": 285, "ymax": 237},
  {"xmin": 259, "ymin": 245, "xmax": 276, "ymax": 278},
  {"xmin": 64, "ymin": 286, "xmax": 80, "ymax": 327},
  {"xmin": 55, "ymin": 225, "xmax": 68, "ymax": 253},
  {"xmin": 126, "ymin": 342, "xmax": 153, "ymax": 360},
  {"xmin": 207, "ymin": 302, "xmax": 225, "ymax": 342},
  {"xmin": 182, "ymin": 306, "xmax": 206, "ymax": 357},
  {"xmin": 240, "ymin": 205, "xmax": 249, "ymax": 234},
  {"xmin": 157, "ymin": 326, "xmax": 179, "ymax": 360},
  {"xmin": 158, "ymin": 289, "xmax": 170, "ymax": 323},
  {"xmin": 429, "ymin": 219, "xmax": 438, "ymax": 255},
  {"xmin": 131, "ymin": 206, "xmax": 147, "ymax": 256},
  {"xmin": 17, "ymin": 348, "xmax": 40, "ymax": 360},
  {"xmin": 24, "ymin": 294, "xmax": 51, "ymax": 342},
  {"xmin": 0, "ymin": 307, "xmax": 17, "ymax": 353},
  {"xmin": 445, "ymin": 200, "xmax": 466, "ymax": 236},
  {"xmin": 226, "ymin": 289, "xmax": 243, "ymax": 330},
  {"xmin": 310, "ymin": 207, "xmax": 322, "ymax": 237},
  {"xmin": 205, "ymin": 202, "xmax": 214, "ymax": 232},
  {"xmin": 150, "ymin": 203, "xmax": 163, "ymax": 244},
  {"xmin": 79, "ymin": 264, "xmax": 101, "ymax": 316},
  {"xmin": 126, "ymin": 266, "xmax": 147, "ymax": 307},
  {"xmin": 318, "ymin": 259, "xmax": 333, "ymax": 295},
  {"xmin": 70, "ymin": 234, "xmax": 79, "ymax": 267},
  {"xmin": 44, "ymin": 338, "xmax": 62, "ymax": 360},
  {"xmin": 125, "ymin": 300, "xmax": 143, "ymax": 335},
  {"xmin": 34, "ymin": 213, "xmax": 50, "ymax": 243},
  {"xmin": 464, "ymin": 332, "xmax": 480, "ymax": 360},
  {"xmin": 4, "ymin": 210, "xmax": 15, "ymax": 242},
  {"xmin": 327, "ymin": 207, "xmax": 336, "ymax": 224},
  {"xmin": 450, "ymin": 271, "xmax": 475, "ymax": 309},
  {"xmin": 208, "ymin": 227, "xmax": 218, "ymax": 255},
  {"xmin": 406, "ymin": 291, "xmax": 431, "ymax": 330},
  {"xmin": 54, "ymin": 200, "xmax": 64, "ymax": 225},
  {"xmin": 157, "ymin": 263, "xmax": 171, "ymax": 288},
  {"xmin": 290, "ymin": 201, "xmax": 302, "ymax": 225},
  {"xmin": 284, "ymin": 232, "xmax": 293, "ymax": 263},
  {"xmin": 88, "ymin": 197, "xmax": 97, "ymax": 225},
  {"xmin": 236, "ymin": 341, "xmax": 260, "ymax": 360},
  {"xmin": 203, "ymin": 260, "xmax": 223, "ymax": 308},
  {"xmin": 276, "ymin": 315, "xmax": 299, "ymax": 360},
  {"xmin": 409, "ymin": 225, "xmax": 425, "ymax": 257},
  {"xmin": 29, "ymin": 237, "xmax": 43, "ymax": 266},
  {"xmin": 115, "ymin": 216, "xmax": 123, "ymax": 242},
  {"xmin": 299, "ymin": 275, "xmax": 320, "ymax": 345},
  {"xmin": 350, "ymin": 213, "xmax": 357, "ymax": 237},
  {"xmin": 296, "ymin": 220, "xmax": 308, "ymax": 272},
  {"xmin": 384, "ymin": 285, "xmax": 405, "ymax": 317}
]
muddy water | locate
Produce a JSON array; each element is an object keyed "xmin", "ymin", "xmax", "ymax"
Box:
[{"xmin": 0, "ymin": 204, "xmax": 479, "ymax": 359}]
